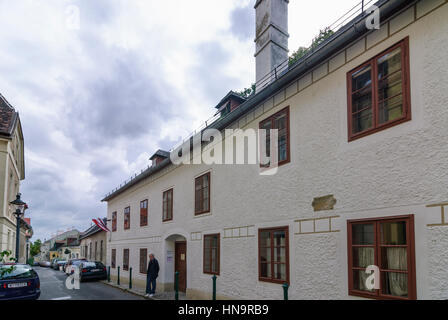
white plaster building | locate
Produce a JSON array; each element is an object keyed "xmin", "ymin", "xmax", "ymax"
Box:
[
  {"xmin": 102, "ymin": 0, "xmax": 448, "ymax": 300},
  {"xmin": 0, "ymin": 94, "xmax": 31, "ymax": 263}
]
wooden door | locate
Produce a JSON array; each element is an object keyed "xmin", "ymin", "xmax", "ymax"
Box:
[{"xmin": 175, "ymin": 242, "xmax": 187, "ymax": 292}]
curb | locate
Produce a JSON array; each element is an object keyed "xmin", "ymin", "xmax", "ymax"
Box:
[{"xmin": 100, "ymin": 281, "xmax": 157, "ymax": 300}]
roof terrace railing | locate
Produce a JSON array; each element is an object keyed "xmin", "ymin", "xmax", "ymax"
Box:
[{"xmin": 102, "ymin": 0, "xmax": 378, "ymax": 199}]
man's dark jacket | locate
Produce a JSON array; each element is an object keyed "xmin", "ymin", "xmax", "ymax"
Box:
[{"xmin": 147, "ymin": 258, "xmax": 160, "ymax": 279}]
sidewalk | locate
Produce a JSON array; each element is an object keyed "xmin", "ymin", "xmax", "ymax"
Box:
[{"xmin": 100, "ymin": 280, "xmax": 187, "ymax": 300}]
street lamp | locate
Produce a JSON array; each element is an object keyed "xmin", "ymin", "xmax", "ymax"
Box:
[{"xmin": 10, "ymin": 193, "xmax": 27, "ymax": 261}]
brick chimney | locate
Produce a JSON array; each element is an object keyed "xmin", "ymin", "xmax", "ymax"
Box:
[{"xmin": 254, "ymin": 0, "xmax": 289, "ymax": 90}]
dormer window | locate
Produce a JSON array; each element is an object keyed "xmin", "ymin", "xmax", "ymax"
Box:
[
  {"xmin": 149, "ymin": 149, "xmax": 170, "ymax": 167},
  {"xmin": 215, "ymin": 91, "xmax": 246, "ymax": 117}
]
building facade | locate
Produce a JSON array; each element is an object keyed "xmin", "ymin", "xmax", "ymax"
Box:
[
  {"xmin": 0, "ymin": 94, "xmax": 31, "ymax": 263},
  {"xmin": 102, "ymin": 0, "xmax": 448, "ymax": 299},
  {"xmin": 79, "ymin": 220, "xmax": 107, "ymax": 264}
]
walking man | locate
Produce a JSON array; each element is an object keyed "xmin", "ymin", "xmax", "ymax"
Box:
[{"xmin": 145, "ymin": 253, "xmax": 159, "ymax": 297}]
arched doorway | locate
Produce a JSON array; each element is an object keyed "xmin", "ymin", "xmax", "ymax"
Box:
[{"xmin": 164, "ymin": 234, "xmax": 187, "ymax": 292}]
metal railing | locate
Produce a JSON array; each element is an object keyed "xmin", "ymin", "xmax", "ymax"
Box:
[{"xmin": 103, "ymin": 0, "xmax": 378, "ymax": 200}]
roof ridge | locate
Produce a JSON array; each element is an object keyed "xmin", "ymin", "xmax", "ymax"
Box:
[{"xmin": 0, "ymin": 93, "xmax": 16, "ymax": 111}]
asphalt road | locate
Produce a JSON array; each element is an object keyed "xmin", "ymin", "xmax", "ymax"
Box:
[{"xmin": 35, "ymin": 266, "xmax": 144, "ymax": 300}]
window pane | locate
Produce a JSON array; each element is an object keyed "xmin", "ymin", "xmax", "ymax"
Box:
[
  {"xmin": 378, "ymin": 71, "xmax": 402, "ymax": 101},
  {"xmin": 353, "ymin": 269, "xmax": 375, "ymax": 293},
  {"xmin": 273, "ymin": 231, "xmax": 286, "ymax": 246},
  {"xmin": 274, "ymin": 264, "xmax": 286, "ymax": 281},
  {"xmin": 204, "ymin": 248, "xmax": 210, "ymax": 271},
  {"xmin": 381, "ymin": 247, "xmax": 407, "ymax": 271},
  {"xmin": 352, "ymin": 109, "xmax": 372, "ymax": 134},
  {"xmin": 204, "ymin": 237, "xmax": 211, "ymax": 249},
  {"xmin": 260, "ymin": 246, "xmax": 271, "ymax": 263},
  {"xmin": 377, "ymin": 47, "xmax": 402, "ymax": 80},
  {"xmin": 381, "ymin": 221, "xmax": 407, "ymax": 245},
  {"xmin": 352, "ymin": 86, "xmax": 372, "ymax": 112},
  {"xmin": 260, "ymin": 263, "xmax": 270, "ymax": 278},
  {"xmin": 352, "ymin": 65, "xmax": 372, "ymax": 91},
  {"xmin": 273, "ymin": 247, "xmax": 286, "ymax": 263},
  {"xmin": 260, "ymin": 231, "xmax": 271, "ymax": 247},
  {"xmin": 378, "ymin": 94, "xmax": 403, "ymax": 124},
  {"xmin": 352, "ymin": 247, "xmax": 375, "ymax": 268},
  {"xmin": 352, "ymin": 224, "xmax": 374, "ymax": 245},
  {"xmin": 211, "ymin": 247, "xmax": 218, "ymax": 272},
  {"xmin": 381, "ymin": 271, "xmax": 408, "ymax": 298}
]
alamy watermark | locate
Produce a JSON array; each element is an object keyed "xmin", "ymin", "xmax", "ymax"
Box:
[
  {"xmin": 365, "ymin": 5, "xmax": 380, "ymax": 30},
  {"xmin": 65, "ymin": 266, "xmax": 80, "ymax": 290},
  {"xmin": 365, "ymin": 265, "xmax": 380, "ymax": 290},
  {"xmin": 170, "ymin": 128, "xmax": 280, "ymax": 176}
]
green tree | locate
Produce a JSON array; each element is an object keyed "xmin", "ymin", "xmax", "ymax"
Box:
[
  {"xmin": 237, "ymin": 83, "xmax": 256, "ymax": 99},
  {"xmin": 289, "ymin": 27, "xmax": 334, "ymax": 66},
  {"xmin": 0, "ymin": 251, "xmax": 16, "ymax": 278},
  {"xmin": 30, "ymin": 239, "xmax": 42, "ymax": 257}
]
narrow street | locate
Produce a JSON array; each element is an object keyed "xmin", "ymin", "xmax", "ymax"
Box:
[{"xmin": 35, "ymin": 267, "xmax": 144, "ymax": 300}]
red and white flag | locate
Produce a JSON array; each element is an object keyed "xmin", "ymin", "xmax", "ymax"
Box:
[{"xmin": 92, "ymin": 218, "xmax": 110, "ymax": 232}]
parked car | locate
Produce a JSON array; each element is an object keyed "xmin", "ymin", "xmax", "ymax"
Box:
[
  {"xmin": 77, "ymin": 261, "xmax": 107, "ymax": 282},
  {"xmin": 50, "ymin": 258, "xmax": 61, "ymax": 269},
  {"xmin": 38, "ymin": 261, "xmax": 51, "ymax": 267},
  {"xmin": 65, "ymin": 259, "xmax": 86, "ymax": 276},
  {"xmin": 0, "ymin": 264, "xmax": 40, "ymax": 300},
  {"xmin": 32, "ymin": 262, "xmax": 39, "ymax": 267},
  {"xmin": 53, "ymin": 260, "xmax": 66, "ymax": 271}
]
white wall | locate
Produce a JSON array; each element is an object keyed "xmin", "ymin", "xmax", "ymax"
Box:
[{"xmin": 106, "ymin": 1, "xmax": 448, "ymax": 299}]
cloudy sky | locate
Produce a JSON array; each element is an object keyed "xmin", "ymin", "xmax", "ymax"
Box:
[{"xmin": 0, "ymin": 0, "xmax": 360, "ymax": 241}]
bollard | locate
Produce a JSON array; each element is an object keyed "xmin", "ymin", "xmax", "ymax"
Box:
[
  {"xmin": 212, "ymin": 275, "xmax": 217, "ymax": 300},
  {"xmin": 129, "ymin": 267, "xmax": 132, "ymax": 289},
  {"xmin": 107, "ymin": 266, "xmax": 111, "ymax": 282},
  {"xmin": 117, "ymin": 266, "xmax": 120, "ymax": 285},
  {"xmin": 282, "ymin": 283, "xmax": 289, "ymax": 300},
  {"xmin": 174, "ymin": 271, "xmax": 179, "ymax": 300}
]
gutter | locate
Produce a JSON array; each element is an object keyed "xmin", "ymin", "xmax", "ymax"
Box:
[{"xmin": 101, "ymin": 0, "xmax": 416, "ymax": 202}]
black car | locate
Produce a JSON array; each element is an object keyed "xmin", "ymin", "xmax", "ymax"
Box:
[
  {"xmin": 78, "ymin": 261, "xmax": 107, "ymax": 282},
  {"xmin": 0, "ymin": 264, "xmax": 40, "ymax": 300}
]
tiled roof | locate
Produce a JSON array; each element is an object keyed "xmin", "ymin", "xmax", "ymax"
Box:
[{"xmin": 0, "ymin": 94, "xmax": 18, "ymax": 137}]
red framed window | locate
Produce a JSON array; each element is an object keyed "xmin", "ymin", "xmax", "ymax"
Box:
[
  {"xmin": 259, "ymin": 106, "xmax": 290, "ymax": 167},
  {"xmin": 258, "ymin": 226, "xmax": 289, "ymax": 284},
  {"xmin": 112, "ymin": 212, "xmax": 117, "ymax": 232},
  {"xmin": 111, "ymin": 249, "xmax": 116, "ymax": 269},
  {"xmin": 124, "ymin": 207, "xmax": 130, "ymax": 230},
  {"xmin": 195, "ymin": 173, "xmax": 210, "ymax": 215},
  {"xmin": 347, "ymin": 37, "xmax": 411, "ymax": 141},
  {"xmin": 140, "ymin": 200, "xmax": 148, "ymax": 227},
  {"xmin": 123, "ymin": 249, "xmax": 129, "ymax": 271},
  {"xmin": 203, "ymin": 234, "xmax": 220, "ymax": 275},
  {"xmin": 163, "ymin": 189, "xmax": 173, "ymax": 222},
  {"xmin": 140, "ymin": 248, "xmax": 147, "ymax": 274},
  {"xmin": 347, "ymin": 215, "xmax": 416, "ymax": 300}
]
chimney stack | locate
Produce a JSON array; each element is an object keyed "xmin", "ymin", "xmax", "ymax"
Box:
[{"xmin": 254, "ymin": 0, "xmax": 289, "ymax": 90}]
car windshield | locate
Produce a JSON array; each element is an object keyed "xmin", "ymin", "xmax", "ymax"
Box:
[
  {"xmin": 0, "ymin": 265, "xmax": 34, "ymax": 280},
  {"xmin": 72, "ymin": 261, "xmax": 83, "ymax": 266}
]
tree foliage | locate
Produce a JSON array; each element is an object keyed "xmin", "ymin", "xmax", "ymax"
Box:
[
  {"xmin": 289, "ymin": 27, "xmax": 334, "ymax": 66},
  {"xmin": 0, "ymin": 251, "xmax": 17, "ymax": 278},
  {"xmin": 30, "ymin": 239, "xmax": 42, "ymax": 257},
  {"xmin": 237, "ymin": 83, "xmax": 256, "ymax": 99}
]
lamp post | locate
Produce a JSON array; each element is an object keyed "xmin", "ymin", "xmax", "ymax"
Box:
[{"xmin": 10, "ymin": 193, "xmax": 27, "ymax": 262}]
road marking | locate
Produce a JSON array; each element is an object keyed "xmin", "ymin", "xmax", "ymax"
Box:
[{"xmin": 52, "ymin": 296, "xmax": 72, "ymax": 300}]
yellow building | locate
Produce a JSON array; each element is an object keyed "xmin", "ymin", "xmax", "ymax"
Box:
[{"xmin": 0, "ymin": 94, "xmax": 30, "ymax": 263}]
